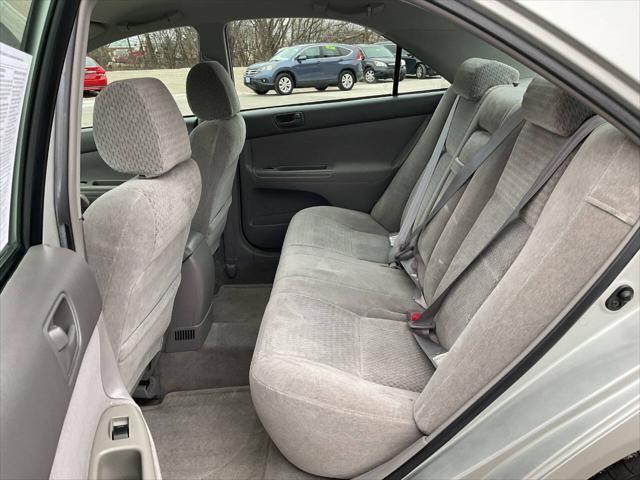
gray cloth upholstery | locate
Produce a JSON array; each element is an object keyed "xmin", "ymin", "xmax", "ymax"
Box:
[
  {"xmin": 451, "ymin": 57, "xmax": 519, "ymax": 101},
  {"xmin": 187, "ymin": 62, "xmax": 246, "ymax": 252},
  {"xmin": 251, "ymin": 292, "xmax": 433, "ymax": 479},
  {"xmin": 415, "ymin": 123, "xmax": 639, "ymax": 432},
  {"xmin": 86, "ymin": 79, "xmax": 201, "ymax": 391},
  {"xmin": 186, "ymin": 61, "xmax": 241, "ymax": 120},
  {"xmin": 93, "ymin": 78, "xmax": 191, "ymax": 178},
  {"xmin": 250, "ymin": 67, "xmax": 525, "ymax": 478},
  {"xmin": 522, "ymin": 76, "xmax": 594, "ymax": 136},
  {"xmin": 283, "ymin": 59, "xmax": 521, "ymax": 263},
  {"xmin": 250, "ymin": 75, "xmax": 638, "ymax": 478},
  {"xmin": 371, "ymin": 89, "xmax": 458, "ymax": 231}
]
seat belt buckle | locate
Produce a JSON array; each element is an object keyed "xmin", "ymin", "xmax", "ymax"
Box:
[
  {"xmin": 407, "ymin": 310, "xmax": 436, "ymax": 330},
  {"xmin": 395, "ymin": 245, "xmax": 415, "ymax": 261},
  {"xmin": 388, "ymin": 233, "xmax": 398, "ymax": 247}
]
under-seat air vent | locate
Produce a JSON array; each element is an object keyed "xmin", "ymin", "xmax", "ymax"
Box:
[{"xmin": 174, "ymin": 328, "xmax": 196, "ymax": 341}]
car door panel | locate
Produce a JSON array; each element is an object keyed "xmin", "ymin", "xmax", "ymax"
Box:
[
  {"xmin": 239, "ymin": 91, "xmax": 443, "ymax": 249},
  {"xmin": 320, "ymin": 46, "xmax": 341, "ymax": 80},
  {"xmin": 293, "ymin": 46, "xmax": 322, "ymax": 85},
  {"xmin": 0, "ymin": 246, "xmax": 102, "ymax": 479},
  {"xmin": 50, "ymin": 320, "xmax": 161, "ymax": 479}
]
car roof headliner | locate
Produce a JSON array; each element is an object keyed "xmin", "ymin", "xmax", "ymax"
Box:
[{"xmin": 88, "ymin": 0, "xmax": 532, "ymax": 81}]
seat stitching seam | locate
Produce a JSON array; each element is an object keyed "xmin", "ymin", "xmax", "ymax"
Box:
[
  {"xmin": 273, "ymin": 275, "xmax": 413, "ymax": 301},
  {"xmin": 291, "ymin": 210, "xmax": 388, "ymax": 235}
]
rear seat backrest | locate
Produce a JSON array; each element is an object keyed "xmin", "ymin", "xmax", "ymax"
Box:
[
  {"xmin": 414, "ymin": 78, "xmax": 640, "ymax": 433},
  {"xmin": 428, "ymin": 78, "xmax": 593, "ymax": 346},
  {"xmin": 371, "ymin": 58, "xmax": 519, "ymax": 232},
  {"xmin": 416, "ymin": 82, "xmax": 528, "ymax": 300}
]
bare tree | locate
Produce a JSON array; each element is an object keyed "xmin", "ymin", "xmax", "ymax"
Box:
[
  {"xmin": 227, "ymin": 19, "xmax": 384, "ymax": 66},
  {"xmin": 89, "ymin": 21, "xmax": 382, "ymax": 71}
]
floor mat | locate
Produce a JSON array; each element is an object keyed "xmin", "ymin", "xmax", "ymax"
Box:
[
  {"xmin": 158, "ymin": 284, "xmax": 272, "ymax": 393},
  {"xmin": 143, "ymin": 387, "xmax": 322, "ymax": 480}
]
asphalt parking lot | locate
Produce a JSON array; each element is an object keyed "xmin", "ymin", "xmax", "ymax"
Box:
[{"xmin": 81, "ymin": 67, "xmax": 450, "ymax": 127}]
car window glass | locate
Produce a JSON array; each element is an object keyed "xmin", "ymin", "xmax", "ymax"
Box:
[
  {"xmin": 0, "ymin": 0, "xmax": 32, "ymax": 49},
  {"xmin": 322, "ymin": 45, "xmax": 342, "ymax": 57},
  {"xmin": 0, "ymin": 0, "xmax": 38, "ymax": 253},
  {"xmin": 81, "ymin": 26, "xmax": 199, "ymax": 128},
  {"xmin": 227, "ymin": 18, "xmax": 449, "ymax": 111},
  {"xmin": 270, "ymin": 46, "xmax": 300, "ymax": 61},
  {"xmin": 301, "ymin": 46, "xmax": 321, "ymax": 59},
  {"xmin": 361, "ymin": 45, "xmax": 394, "ymax": 58}
]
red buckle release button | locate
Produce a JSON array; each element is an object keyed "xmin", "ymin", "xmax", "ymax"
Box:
[{"xmin": 409, "ymin": 312, "xmax": 421, "ymax": 322}]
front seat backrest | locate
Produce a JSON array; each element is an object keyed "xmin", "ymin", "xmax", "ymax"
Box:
[
  {"xmin": 84, "ymin": 78, "xmax": 202, "ymax": 391},
  {"xmin": 186, "ymin": 61, "xmax": 246, "ymax": 253}
]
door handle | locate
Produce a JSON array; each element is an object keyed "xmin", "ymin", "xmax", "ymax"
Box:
[
  {"xmin": 48, "ymin": 325, "xmax": 71, "ymax": 351},
  {"xmin": 44, "ymin": 295, "xmax": 80, "ymax": 379},
  {"xmin": 275, "ymin": 112, "xmax": 304, "ymax": 128}
]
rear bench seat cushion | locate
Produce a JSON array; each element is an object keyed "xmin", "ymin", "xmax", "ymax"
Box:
[{"xmin": 250, "ymin": 292, "xmax": 434, "ymax": 478}]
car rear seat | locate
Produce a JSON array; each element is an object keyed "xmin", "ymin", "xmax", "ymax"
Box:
[
  {"xmin": 272, "ymin": 73, "xmax": 527, "ymax": 318},
  {"xmin": 250, "ymin": 76, "xmax": 640, "ymax": 478},
  {"xmin": 282, "ymin": 58, "xmax": 520, "ymax": 264}
]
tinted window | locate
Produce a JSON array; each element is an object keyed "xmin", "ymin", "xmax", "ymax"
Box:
[{"xmin": 322, "ymin": 45, "xmax": 346, "ymax": 57}]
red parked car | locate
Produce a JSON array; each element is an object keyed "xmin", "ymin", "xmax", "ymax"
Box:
[{"xmin": 84, "ymin": 57, "xmax": 107, "ymax": 94}]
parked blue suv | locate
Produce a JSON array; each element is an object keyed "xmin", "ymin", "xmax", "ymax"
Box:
[{"xmin": 244, "ymin": 43, "xmax": 364, "ymax": 95}]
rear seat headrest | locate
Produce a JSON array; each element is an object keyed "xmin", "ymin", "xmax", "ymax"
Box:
[
  {"xmin": 452, "ymin": 58, "xmax": 520, "ymax": 101},
  {"xmin": 94, "ymin": 77, "xmax": 191, "ymax": 178},
  {"xmin": 522, "ymin": 77, "xmax": 593, "ymax": 136},
  {"xmin": 186, "ymin": 61, "xmax": 240, "ymax": 120}
]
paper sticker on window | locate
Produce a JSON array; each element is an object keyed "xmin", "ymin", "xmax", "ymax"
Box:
[{"xmin": 0, "ymin": 42, "xmax": 32, "ymax": 250}]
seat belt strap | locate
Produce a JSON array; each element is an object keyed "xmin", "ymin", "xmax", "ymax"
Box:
[
  {"xmin": 414, "ymin": 330, "xmax": 448, "ymax": 368},
  {"xmin": 395, "ymin": 107, "xmax": 525, "ymax": 262},
  {"xmin": 391, "ymin": 95, "xmax": 460, "ymax": 249},
  {"xmin": 409, "ymin": 115, "xmax": 604, "ymax": 365}
]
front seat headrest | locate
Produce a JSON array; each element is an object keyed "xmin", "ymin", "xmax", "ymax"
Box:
[
  {"xmin": 452, "ymin": 58, "xmax": 520, "ymax": 101},
  {"xmin": 93, "ymin": 77, "xmax": 192, "ymax": 178},
  {"xmin": 186, "ymin": 61, "xmax": 241, "ymax": 121}
]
